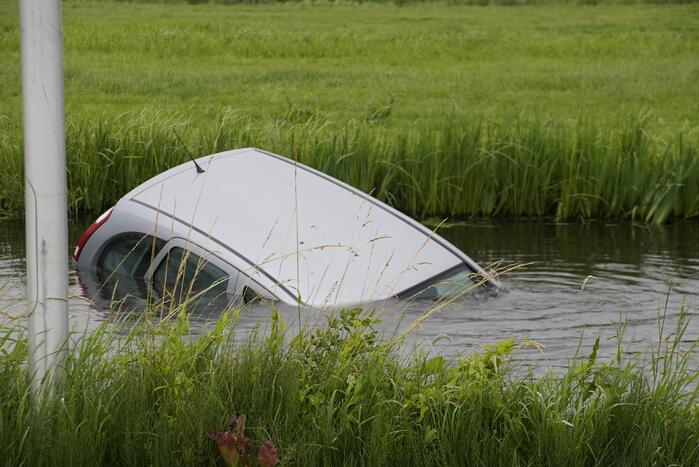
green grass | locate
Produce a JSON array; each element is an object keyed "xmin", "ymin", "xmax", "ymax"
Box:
[
  {"xmin": 1, "ymin": 305, "xmax": 697, "ymax": 466},
  {"xmin": 3, "ymin": 2, "xmax": 698, "ymax": 127},
  {"xmin": 77, "ymin": 0, "xmax": 699, "ymax": 5},
  {"xmin": 1, "ymin": 2, "xmax": 698, "ymax": 221},
  {"xmin": 2, "ymin": 111, "xmax": 698, "ymax": 222}
]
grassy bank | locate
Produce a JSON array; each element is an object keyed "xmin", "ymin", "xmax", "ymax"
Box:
[
  {"xmin": 2, "ymin": 112, "xmax": 698, "ymax": 222},
  {"xmin": 1, "ymin": 307, "xmax": 697, "ymax": 466},
  {"xmin": 1, "ymin": 2, "xmax": 698, "ymax": 221}
]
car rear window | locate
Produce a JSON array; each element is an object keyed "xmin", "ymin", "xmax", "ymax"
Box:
[{"xmin": 98, "ymin": 233, "xmax": 165, "ymax": 277}]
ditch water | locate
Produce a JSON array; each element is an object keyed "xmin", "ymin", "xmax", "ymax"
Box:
[{"xmin": 1, "ymin": 219, "xmax": 697, "ymax": 370}]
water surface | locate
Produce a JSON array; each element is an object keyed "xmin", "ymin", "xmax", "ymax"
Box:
[{"xmin": 1, "ymin": 219, "xmax": 697, "ymax": 368}]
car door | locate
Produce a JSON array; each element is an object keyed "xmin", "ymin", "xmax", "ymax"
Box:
[{"xmin": 144, "ymin": 238, "xmax": 242, "ymax": 306}]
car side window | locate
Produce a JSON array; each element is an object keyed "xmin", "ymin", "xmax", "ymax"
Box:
[
  {"xmin": 97, "ymin": 233, "xmax": 165, "ymax": 277},
  {"xmin": 153, "ymin": 247, "xmax": 228, "ymax": 299}
]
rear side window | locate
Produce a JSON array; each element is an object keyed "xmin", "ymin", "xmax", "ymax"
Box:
[
  {"xmin": 98, "ymin": 233, "xmax": 165, "ymax": 277},
  {"xmin": 153, "ymin": 247, "xmax": 228, "ymax": 300}
]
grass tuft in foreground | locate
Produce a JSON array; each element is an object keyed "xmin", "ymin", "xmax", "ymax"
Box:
[{"xmin": 1, "ymin": 306, "xmax": 697, "ymax": 466}]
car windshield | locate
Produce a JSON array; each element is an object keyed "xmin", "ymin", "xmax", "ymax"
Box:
[{"xmin": 399, "ymin": 266, "xmax": 475, "ymax": 301}]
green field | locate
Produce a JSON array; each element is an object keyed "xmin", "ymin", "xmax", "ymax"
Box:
[
  {"xmin": 3, "ymin": 2, "xmax": 698, "ymax": 127},
  {"xmin": 1, "ymin": 1, "xmax": 698, "ymax": 221}
]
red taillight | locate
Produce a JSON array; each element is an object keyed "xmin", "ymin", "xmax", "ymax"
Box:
[{"xmin": 73, "ymin": 207, "xmax": 113, "ymax": 261}]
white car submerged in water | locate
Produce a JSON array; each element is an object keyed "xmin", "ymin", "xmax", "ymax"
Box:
[{"xmin": 74, "ymin": 148, "xmax": 495, "ymax": 308}]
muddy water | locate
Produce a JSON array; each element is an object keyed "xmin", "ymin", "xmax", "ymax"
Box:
[{"xmin": 1, "ymin": 219, "xmax": 697, "ymax": 368}]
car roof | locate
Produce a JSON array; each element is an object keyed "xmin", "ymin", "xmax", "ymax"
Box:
[{"xmin": 122, "ymin": 148, "xmax": 480, "ymax": 307}]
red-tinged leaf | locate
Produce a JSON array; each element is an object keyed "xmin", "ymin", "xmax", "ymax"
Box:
[
  {"xmin": 257, "ymin": 441, "xmax": 279, "ymax": 467},
  {"xmin": 239, "ymin": 434, "xmax": 251, "ymax": 463},
  {"xmin": 207, "ymin": 429, "xmax": 239, "ymax": 466}
]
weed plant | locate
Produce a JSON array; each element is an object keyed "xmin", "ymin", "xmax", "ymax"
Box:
[{"xmin": 0, "ymin": 303, "xmax": 697, "ymax": 466}]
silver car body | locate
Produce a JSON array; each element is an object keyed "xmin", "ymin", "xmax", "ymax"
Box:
[{"xmin": 76, "ymin": 148, "xmax": 492, "ymax": 307}]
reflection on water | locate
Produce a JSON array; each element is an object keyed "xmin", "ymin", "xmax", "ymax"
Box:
[{"xmin": 1, "ymin": 219, "xmax": 697, "ymax": 368}]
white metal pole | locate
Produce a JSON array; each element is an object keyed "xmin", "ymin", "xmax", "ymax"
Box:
[{"xmin": 20, "ymin": 0, "xmax": 69, "ymax": 390}]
